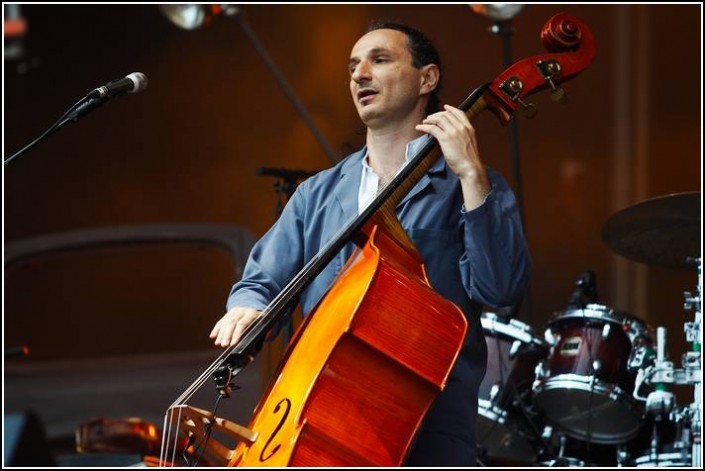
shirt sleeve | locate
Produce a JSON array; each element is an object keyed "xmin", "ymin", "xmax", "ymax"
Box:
[
  {"xmin": 458, "ymin": 168, "xmax": 531, "ymax": 308},
  {"xmin": 225, "ymin": 184, "xmax": 307, "ymax": 314}
]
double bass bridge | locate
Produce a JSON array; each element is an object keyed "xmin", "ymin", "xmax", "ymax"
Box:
[{"xmin": 161, "ymin": 404, "xmax": 258, "ymax": 467}]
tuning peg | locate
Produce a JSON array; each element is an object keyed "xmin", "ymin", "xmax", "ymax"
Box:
[
  {"xmin": 536, "ymin": 59, "xmax": 568, "ymax": 104},
  {"xmin": 551, "ymin": 87, "xmax": 567, "ymax": 103},
  {"xmin": 500, "ymin": 76, "xmax": 537, "ymax": 118},
  {"xmin": 517, "ymin": 98, "xmax": 537, "ymax": 118},
  {"xmin": 546, "ymin": 77, "xmax": 567, "ymax": 103}
]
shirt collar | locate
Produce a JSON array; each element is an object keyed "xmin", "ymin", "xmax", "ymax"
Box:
[{"xmin": 361, "ymin": 134, "xmax": 431, "ymax": 172}]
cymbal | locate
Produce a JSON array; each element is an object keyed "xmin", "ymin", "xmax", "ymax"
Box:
[{"xmin": 601, "ymin": 192, "xmax": 701, "ymax": 269}]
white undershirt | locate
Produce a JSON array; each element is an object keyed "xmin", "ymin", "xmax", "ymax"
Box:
[{"xmin": 357, "ymin": 134, "xmax": 431, "ymax": 213}]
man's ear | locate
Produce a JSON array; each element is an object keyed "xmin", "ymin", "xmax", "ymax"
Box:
[{"xmin": 420, "ymin": 64, "xmax": 440, "ymax": 94}]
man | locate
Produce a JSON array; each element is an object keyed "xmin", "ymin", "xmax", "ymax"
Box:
[{"xmin": 210, "ymin": 22, "xmax": 529, "ymax": 466}]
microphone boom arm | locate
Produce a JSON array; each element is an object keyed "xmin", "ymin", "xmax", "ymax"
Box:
[{"xmin": 4, "ymin": 95, "xmax": 90, "ymax": 166}]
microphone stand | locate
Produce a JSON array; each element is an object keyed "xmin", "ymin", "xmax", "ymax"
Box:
[
  {"xmin": 257, "ymin": 167, "xmax": 320, "ymax": 218},
  {"xmin": 480, "ymin": 17, "xmax": 532, "ymax": 324},
  {"xmin": 4, "ymin": 95, "xmax": 108, "ymax": 166}
]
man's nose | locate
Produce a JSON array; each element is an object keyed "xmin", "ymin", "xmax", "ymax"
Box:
[{"xmin": 352, "ymin": 61, "xmax": 371, "ymax": 83}]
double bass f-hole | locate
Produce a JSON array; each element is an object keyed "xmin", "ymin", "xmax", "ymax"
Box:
[{"xmin": 259, "ymin": 398, "xmax": 291, "ymax": 463}]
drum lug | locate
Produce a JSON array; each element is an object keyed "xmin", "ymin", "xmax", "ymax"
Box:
[
  {"xmin": 534, "ymin": 360, "xmax": 548, "ymax": 380},
  {"xmin": 592, "ymin": 359, "xmax": 602, "ymax": 374},
  {"xmin": 509, "ymin": 340, "xmax": 522, "ymax": 359},
  {"xmin": 489, "ymin": 383, "xmax": 502, "ymax": 403},
  {"xmin": 541, "ymin": 425, "xmax": 553, "ymax": 441},
  {"xmin": 602, "ymin": 323, "xmax": 611, "ymax": 340},
  {"xmin": 544, "ymin": 328, "xmax": 559, "ymax": 346}
]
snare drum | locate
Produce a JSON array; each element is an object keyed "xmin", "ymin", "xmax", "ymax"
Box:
[
  {"xmin": 532, "ymin": 304, "xmax": 651, "ymax": 444},
  {"xmin": 478, "ymin": 312, "xmax": 548, "ymax": 461}
]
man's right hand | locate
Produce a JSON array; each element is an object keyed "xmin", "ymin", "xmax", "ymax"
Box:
[{"xmin": 209, "ymin": 307, "xmax": 263, "ymax": 347}]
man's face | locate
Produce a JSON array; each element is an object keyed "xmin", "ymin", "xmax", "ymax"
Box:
[{"xmin": 348, "ymin": 29, "xmax": 426, "ymax": 127}]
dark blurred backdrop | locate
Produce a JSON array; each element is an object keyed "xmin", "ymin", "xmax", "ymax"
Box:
[{"xmin": 3, "ymin": 2, "xmax": 701, "ymax": 445}]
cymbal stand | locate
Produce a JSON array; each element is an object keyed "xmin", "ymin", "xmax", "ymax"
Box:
[
  {"xmin": 683, "ymin": 257, "xmax": 702, "ymax": 467},
  {"xmin": 634, "ymin": 257, "xmax": 702, "ymax": 466}
]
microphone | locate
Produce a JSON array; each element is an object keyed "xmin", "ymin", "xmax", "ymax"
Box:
[
  {"xmin": 5, "ymin": 72, "xmax": 148, "ymax": 165},
  {"xmin": 87, "ymin": 72, "xmax": 148, "ymax": 99}
]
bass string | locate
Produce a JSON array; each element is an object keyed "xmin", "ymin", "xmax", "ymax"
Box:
[
  {"xmin": 159, "ymin": 405, "xmax": 184, "ymax": 466},
  {"xmin": 159, "ymin": 346, "xmax": 235, "ymax": 466}
]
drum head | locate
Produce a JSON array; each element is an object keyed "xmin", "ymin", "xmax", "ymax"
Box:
[{"xmin": 533, "ymin": 379, "xmax": 642, "ymax": 443}]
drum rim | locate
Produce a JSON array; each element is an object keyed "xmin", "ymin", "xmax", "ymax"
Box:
[
  {"xmin": 533, "ymin": 373, "xmax": 638, "ymax": 405},
  {"xmin": 549, "ymin": 303, "xmax": 630, "ymax": 324},
  {"xmin": 546, "ymin": 304, "xmax": 650, "ymax": 341},
  {"xmin": 533, "ymin": 374, "xmax": 643, "ymax": 443}
]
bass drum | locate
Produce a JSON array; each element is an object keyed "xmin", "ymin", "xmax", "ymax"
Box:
[
  {"xmin": 532, "ymin": 304, "xmax": 652, "ymax": 444},
  {"xmin": 477, "ymin": 312, "xmax": 548, "ymax": 462}
]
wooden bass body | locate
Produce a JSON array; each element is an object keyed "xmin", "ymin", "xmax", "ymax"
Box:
[{"xmin": 231, "ymin": 224, "xmax": 467, "ymax": 466}]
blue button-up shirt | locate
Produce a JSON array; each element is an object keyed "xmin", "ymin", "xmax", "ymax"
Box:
[
  {"xmin": 226, "ymin": 144, "xmax": 530, "ymax": 451},
  {"xmin": 227, "ymin": 144, "xmax": 529, "ymax": 358}
]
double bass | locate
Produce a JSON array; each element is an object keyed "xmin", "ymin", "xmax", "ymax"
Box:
[{"xmin": 160, "ymin": 12, "xmax": 595, "ymax": 467}]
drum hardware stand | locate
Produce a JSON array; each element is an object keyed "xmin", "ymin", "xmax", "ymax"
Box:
[
  {"xmin": 535, "ymin": 426, "xmax": 560, "ymax": 465},
  {"xmin": 632, "ymin": 333, "xmax": 700, "ymax": 465},
  {"xmin": 540, "ymin": 431, "xmax": 586, "ymax": 467},
  {"xmin": 616, "ymin": 443, "xmax": 631, "ymax": 466},
  {"xmin": 555, "ymin": 434, "xmax": 571, "ymax": 466},
  {"xmin": 632, "ymin": 256, "xmax": 702, "ymax": 467},
  {"xmin": 633, "ymin": 327, "xmax": 701, "ymax": 397},
  {"xmin": 683, "ymin": 256, "xmax": 702, "ymax": 467}
]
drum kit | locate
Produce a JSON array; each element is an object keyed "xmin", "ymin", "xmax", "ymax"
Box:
[{"xmin": 477, "ymin": 192, "xmax": 702, "ymax": 467}]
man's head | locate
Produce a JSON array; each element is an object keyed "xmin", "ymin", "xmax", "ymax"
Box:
[
  {"xmin": 366, "ymin": 21, "xmax": 443, "ymax": 116},
  {"xmin": 349, "ymin": 22, "xmax": 441, "ymax": 127}
]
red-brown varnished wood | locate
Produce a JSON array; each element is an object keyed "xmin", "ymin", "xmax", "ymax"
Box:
[{"xmin": 229, "ymin": 225, "xmax": 467, "ymax": 466}]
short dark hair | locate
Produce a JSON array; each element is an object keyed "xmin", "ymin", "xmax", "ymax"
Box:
[{"xmin": 365, "ymin": 21, "xmax": 442, "ymax": 116}]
